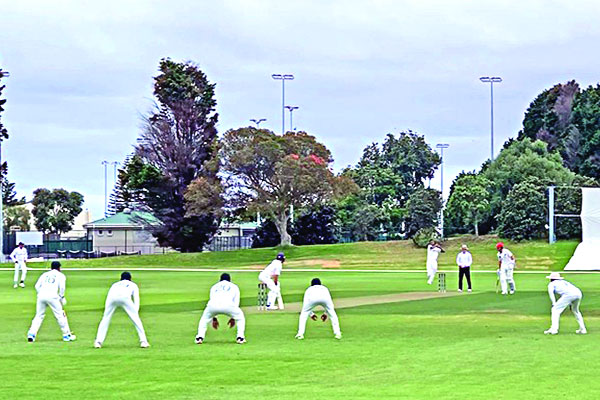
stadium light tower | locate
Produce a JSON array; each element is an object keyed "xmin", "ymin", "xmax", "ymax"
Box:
[
  {"xmin": 250, "ymin": 118, "xmax": 266, "ymax": 128},
  {"xmin": 436, "ymin": 143, "xmax": 450, "ymax": 238},
  {"xmin": 272, "ymin": 74, "xmax": 294, "ymax": 134},
  {"xmin": 284, "ymin": 106, "xmax": 299, "ymax": 131},
  {"xmin": 0, "ymin": 70, "xmax": 10, "ymax": 261},
  {"xmin": 479, "ymin": 76, "xmax": 502, "ymax": 160}
]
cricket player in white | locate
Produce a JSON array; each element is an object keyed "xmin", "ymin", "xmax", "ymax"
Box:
[
  {"xmin": 426, "ymin": 241, "xmax": 444, "ymax": 285},
  {"xmin": 196, "ymin": 273, "xmax": 246, "ymax": 344},
  {"xmin": 10, "ymin": 242, "xmax": 28, "ymax": 288},
  {"xmin": 544, "ymin": 272, "xmax": 587, "ymax": 335},
  {"xmin": 27, "ymin": 261, "xmax": 76, "ymax": 342},
  {"xmin": 258, "ymin": 252, "xmax": 285, "ymax": 310},
  {"xmin": 295, "ymin": 278, "xmax": 341, "ymax": 340},
  {"xmin": 496, "ymin": 242, "xmax": 516, "ymax": 295},
  {"xmin": 94, "ymin": 272, "xmax": 149, "ymax": 348}
]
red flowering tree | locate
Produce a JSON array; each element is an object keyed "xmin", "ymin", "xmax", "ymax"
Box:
[{"xmin": 220, "ymin": 128, "xmax": 355, "ymax": 246}]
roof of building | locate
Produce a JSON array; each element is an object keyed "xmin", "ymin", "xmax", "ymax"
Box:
[{"xmin": 84, "ymin": 210, "xmax": 160, "ymax": 229}]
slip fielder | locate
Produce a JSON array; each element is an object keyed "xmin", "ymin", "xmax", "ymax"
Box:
[
  {"xmin": 10, "ymin": 242, "xmax": 28, "ymax": 288},
  {"xmin": 196, "ymin": 273, "xmax": 246, "ymax": 344},
  {"xmin": 94, "ymin": 272, "xmax": 149, "ymax": 348},
  {"xmin": 258, "ymin": 252, "xmax": 285, "ymax": 310},
  {"xmin": 544, "ymin": 272, "xmax": 587, "ymax": 335},
  {"xmin": 27, "ymin": 261, "xmax": 76, "ymax": 342},
  {"xmin": 295, "ymin": 278, "xmax": 342, "ymax": 340}
]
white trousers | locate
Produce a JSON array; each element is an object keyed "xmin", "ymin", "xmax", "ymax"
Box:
[
  {"xmin": 426, "ymin": 262, "xmax": 438, "ymax": 284},
  {"xmin": 14, "ymin": 261, "xmax": 27, "ymax": 283},
  {"xmin": 28, "ymin": 296, "xmax": 71, "ymax": 336},
  {"xmin": 197, "ymin": 303, "xmax": 245, "ymax": 339},
  {"xmin": 259, "ymin": 276, "xmax": 280, "ymax": 307},
  {"xmin": 95, "ymin": 297, "xmax": 148, "ymax": 344},
  {"xmin": 499, "ymin": 266, "xmax": 516, "ymax": 294},
  {"xmin": 297, "ymin": 295, "xmax": 341, "ymax": 337},
  {"xmin": 551, "ymin": 295, "xmax": 586, "ymax": 332}
]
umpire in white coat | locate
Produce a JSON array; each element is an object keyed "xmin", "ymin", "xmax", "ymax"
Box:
[
  {"xmin": 94, "ymin": 271, "xmax": 149, "ymax": 348},
  {"xmin": 456, "ymin": 244, "xmax": 473, "ymax": 292}
]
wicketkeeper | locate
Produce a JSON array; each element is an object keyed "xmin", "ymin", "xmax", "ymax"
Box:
[{"xmin": 295, "ymin": 278, "xmax": 341, "ymax": 340}]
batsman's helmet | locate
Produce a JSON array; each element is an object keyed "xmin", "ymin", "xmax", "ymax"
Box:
[
  {"xmin": 496, "ymin": 242, "xmax": 504, "ymax": 250},
  {"xmin": 276, "ymin": 252, "xmax": 285, "ymax": 261}
]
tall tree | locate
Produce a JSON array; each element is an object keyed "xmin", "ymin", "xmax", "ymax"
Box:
[
  {"xmin": 4, "ymin": 205, "xmax": 31, "ymax": 231},
  {"xmin": 404, "ymin": 187, "xmax": 442, "ymax": 237},
  {"xmin": 444, "ymin": 174, "xmax": 491, "ymax": 236},
  {"xmin": 32, "ymin": 188, "xmax": 84, "ymax": 234},
  {"xmin": 135, "ymin": 59, "xmax": 222, "ymax": 252},
  {"xmin": 1, "ymin": 162, "xmax": 25, "ymax": 206},
  {"xmin": 221, "ymin": 127, "xmax": 354, "ymax": 246}
]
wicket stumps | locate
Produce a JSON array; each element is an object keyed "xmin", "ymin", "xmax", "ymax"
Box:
[
  {"xmin": 257, "ymin": 283, "xmax": 267, "ymax": 310},
  {"xmin": 438, "ymin": 272, "xmax": 446, "ymax": 293}
]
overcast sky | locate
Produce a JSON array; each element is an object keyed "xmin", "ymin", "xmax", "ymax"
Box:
[{"xmin": 2, "ymin": 0, "xmax": 600, "ymax": 220}]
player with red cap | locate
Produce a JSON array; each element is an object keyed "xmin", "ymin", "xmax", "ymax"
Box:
[{"xmin": 496, "ymin": 242, "xmax": 516, "ymax": 295}]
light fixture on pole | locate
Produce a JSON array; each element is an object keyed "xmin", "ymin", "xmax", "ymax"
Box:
[
  {"xmin": 436, "ymin": 143, "xmax": 450, "ymax": 238},
  {"xmin": 0, "ymin": 70, "xmax": 10, "ymax": 261},
  {"xmin": 479, "ymin": 76, "xmax": 502, "ymax": 160},
  {"xmin": 271, "ymin": 74, "xmax": 294, "ymax": 134},
  {"xmin": 102, "ymin": 161, "xmax": 109, "ymax": 217},
  {"xmin": 250, "ymin": 118, "xmax": 266, "ymax": 128},
  {"xmin": 284, "ymin": 106, "xmax": 299, "ymax": 131},
  {"xmin": 111, "ymin": 161, "xmax": 119, "ymax": 183}
]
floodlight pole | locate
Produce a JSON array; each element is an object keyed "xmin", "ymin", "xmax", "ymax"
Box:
[
  {"xmin": 480, "ymin": 76, "xmax": 502, "ymax": 160},
  {"xmin": 0, "ymin": 70, "xmax": 9, "ymax": 262},
  {"xmin": 285, "ymin": 106, "xmax": 299, "ymax": 131},
  {"xmin": 548, "ymin": 186, "xmax": 556, "ymax": 244},
  {"xmin": 102, "ymin": 161, "xmax": 109, "ymax": 217},
  {"xmin": 272, "ymin": 74, "xmax": 294, "ymax": 134},
  {"xmin": 436, "ymin": 143, "xmax": 450, "ymax": 238},
  {"xmin": 250, "ymin": 118, "xmax": 266, "ymax": 128}
]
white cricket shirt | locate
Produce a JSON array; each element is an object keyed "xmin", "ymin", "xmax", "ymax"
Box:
[
  {"xmin": 456, "ymin": 251, "xmax": 473, "ymax": 267},
  {"xmin": 208, "ymin": 280, "xmax": 241, "ymax": 307},
  {"xmin": 498, "ymin": 248, "xmax": 515, "ymax": 268},
  {"xmin": 548, "ymin": 279, "xmax": 582, "ymax": 304},
  {"xmin": 35, "ymin": 270, "xmax": 66, "ymax": 299},
  {"xmin": 10, "ymin": 247, "xmax": 28, "ymax": 262},
  {"xmin": 108, "ymin": 280, "xmax": 140, "ymax": 307},
  {"xmin": 259, "ymin": 259, "xmax": 283, "ymax": 280},
  {"xmin": 426, "ymin": 245, "xmax": 441, "ymax": 264}
]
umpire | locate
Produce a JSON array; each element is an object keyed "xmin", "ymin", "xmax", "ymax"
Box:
[{"xmin": 456, "ymin": 244, "xmax": 473, "ymax": 292}]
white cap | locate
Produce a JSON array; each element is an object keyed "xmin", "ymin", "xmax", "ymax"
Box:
[
  {"xmin": 461, "ymin": 244, "xmax": 468, "ymax": 250},
  {"xmin": 546, "ymin": 272, "xmax": 564, "ymax": 280}
]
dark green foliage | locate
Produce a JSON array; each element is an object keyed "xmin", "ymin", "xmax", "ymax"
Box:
[
  {"xmin": 444, "ymin": 173, "xmax": 491, "ymax": 236},
  {"xmin": 412, "ymin": 227, "xmax": 441, "ymax": 248},
  {"xmin": 498, "ymin": 179, "xmax": 547, "ymax": 241},
  {"xmin": 335, "ymin": 194, "xmax": 389, "ymax": 241},
  {"xmin": 405, "ymin": 187, "xmax": 442, "ymax": 237},
  {"xmin": 3, "ymin": 205, "xmax": 31, "ymax": 231},
  {"xmin": 1, "ymin": 162, "xmax": 25, "ymax": 207},
  {"xmin": 135, "ymin": 59, "xmax": 222, "ymax": 252},
  {"xmin": 32, "ymin": 188, "xmax": 84, "ymax": 234},
  {"xmin": 0, "ymin": 69, "xmax": 8, "ymax": 142}
]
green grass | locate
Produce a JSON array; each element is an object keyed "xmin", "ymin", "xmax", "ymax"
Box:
[
  {"xmin": 14, "ymin": 236, "xmax": 580, "ymax": 271},
  {"xmin": 1, "ymin": 268, "xmax": 600, "ymax": 399}
]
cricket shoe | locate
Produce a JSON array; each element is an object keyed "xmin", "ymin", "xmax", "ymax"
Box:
[
  {"xmin": 266, "ymin": 305, "xmax": 279, "ymax": 310},
  {"xmin": 94, "ymin": 341, "xmax": 102, "ymax": 348},
  {"xmin": 63, "ymin": 334, "xmax": 77, "ymax": 342},
  {"xmin": 458, "ymin": 289, "xmax": 463, "ymax": 292},
  {"xmin": 13, "ymin": 284, "xmax": 18, "ymax": 289},
  {"xmin": 335, "ymin": 333, "xmax": 342, "ymax": 340},
  {"xmin": 236, "ymin": 337, "xmax": 246, "ymax": 344},
  {"xmin": 295, "ymin": 334, "xmax": 304, "ymax": 340},
  {"xmin": 195, "ymin": 336, "xmax": 203, "ymax": 344},
  {"xmin": 576, "ymin": 329, "xmax": 588, "ymax": 335},
  {"xmin": 467, "ymin": 289, "xmax": 472, "ymax": 292},
  {"xmin": 140, "ymin": 341, "xmax": 150, "ymax": 348},
  {"xmin": 544, "ymin": 329, "xmax": 558, "ymax": 335},
  {"xmin": 509, "ymin": 290, "xmax": 515, "ymax": 295},
  {"xmin": 27, "ymin": 333, "xmax": 35, "ymax": 342},
  {"xmin": 19, "ymin": 282, "xmax": 25, "ymax": 288}
]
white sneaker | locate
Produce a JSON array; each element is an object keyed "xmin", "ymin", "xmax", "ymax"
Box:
[
  {"xmin": 295, "ymin": 334, "xmax": 304, "ymax": 340},
  {"xmin": 19, "ymin": 282, "xmax": 25, "ymax": 288},
  {"xmin": 509, "ymin": 290, "xmax": 515, "ymax": 295},
  {"xmin": 544, "ymin": 329, "xmax": 558, "ymax": 335},
  {"xmin": 467, "ymin": 289, "xmax": 472, "ymax": 292},
  {"xmin": 335, "ymin": 333, "xmax": 342, "ymax": 340},
  {"xmin": 501, "ymin": 292, "xmax": 508, "ymax": 295},
  {"xmin": 195, "ymin": 336, "xmax": 203, "ymax": 344},
  {"xmin": 576, "ymin": 328, "xmax": 587, "ymax": 335},
  {"xmin": 63, "ymin": 334, "xmax": 76, "ymax": 341},
  {"xmin": 458, "ymin": 289, "xmax": 463, "ymax": 292},
  {"xmin": 140, "ymin": 341, "xmax": 150, "ymax": 348},
  {"xmin": 266, "ymin": 305, "xmax": 279, "ymax": 310},
  {"xmin": 94, "ymin": 341, "xmax": 102, "ymax": 348},
  {"xmin": 236, "ymin": 337, "xmax": 246, "ymax": 344},
  {"xmin": 13, "ymin": 284, "xmax": 17, "ymax": 289}
]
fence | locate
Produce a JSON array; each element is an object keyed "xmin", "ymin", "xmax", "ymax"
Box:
[
  {"xmin": 3, "ymin": 232, "xmax": 93, "ymax": 258},
  {"xmin": 207, "ymin": 236, "xmax": 253, "ymax": 252}
]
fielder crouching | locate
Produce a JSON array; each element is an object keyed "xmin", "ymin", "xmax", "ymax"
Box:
[
  {"xmin": 196, "ymin": 273, "xmax": 246, "ymax": 344},
  {"xmin": 295, "ymin": 278, "xmax": 342, "ymax": 340}
]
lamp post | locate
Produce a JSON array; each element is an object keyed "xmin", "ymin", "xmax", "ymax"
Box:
[
  {"xmin": 0, "ymin": 70, "xmax": 10, "ymax": 261},
  {"xmin": 284, "ymin": 106, "xmax": 299, "ymax": 131},
  {"xmin": 479, "ymin": 76, "xmax": 502, "ymax": 160},
  {"xmin": 271, "ymin": 74, "xmax": 294, "ymax": 134},
  {"xmin": 250, "ymin": 118, "xmax": 266, "ymax": 128},
  {"xmin": 102, "ymin": 161, "xmax": 109, "ymax": 217},
  {"xmin": 436, "ymin": 143, "xmax": 450, "ymax": 238}
]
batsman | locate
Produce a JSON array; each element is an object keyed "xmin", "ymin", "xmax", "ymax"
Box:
[{"xmin": 258, "ymin": 252, "xmax": 285, "ymax": 310}]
